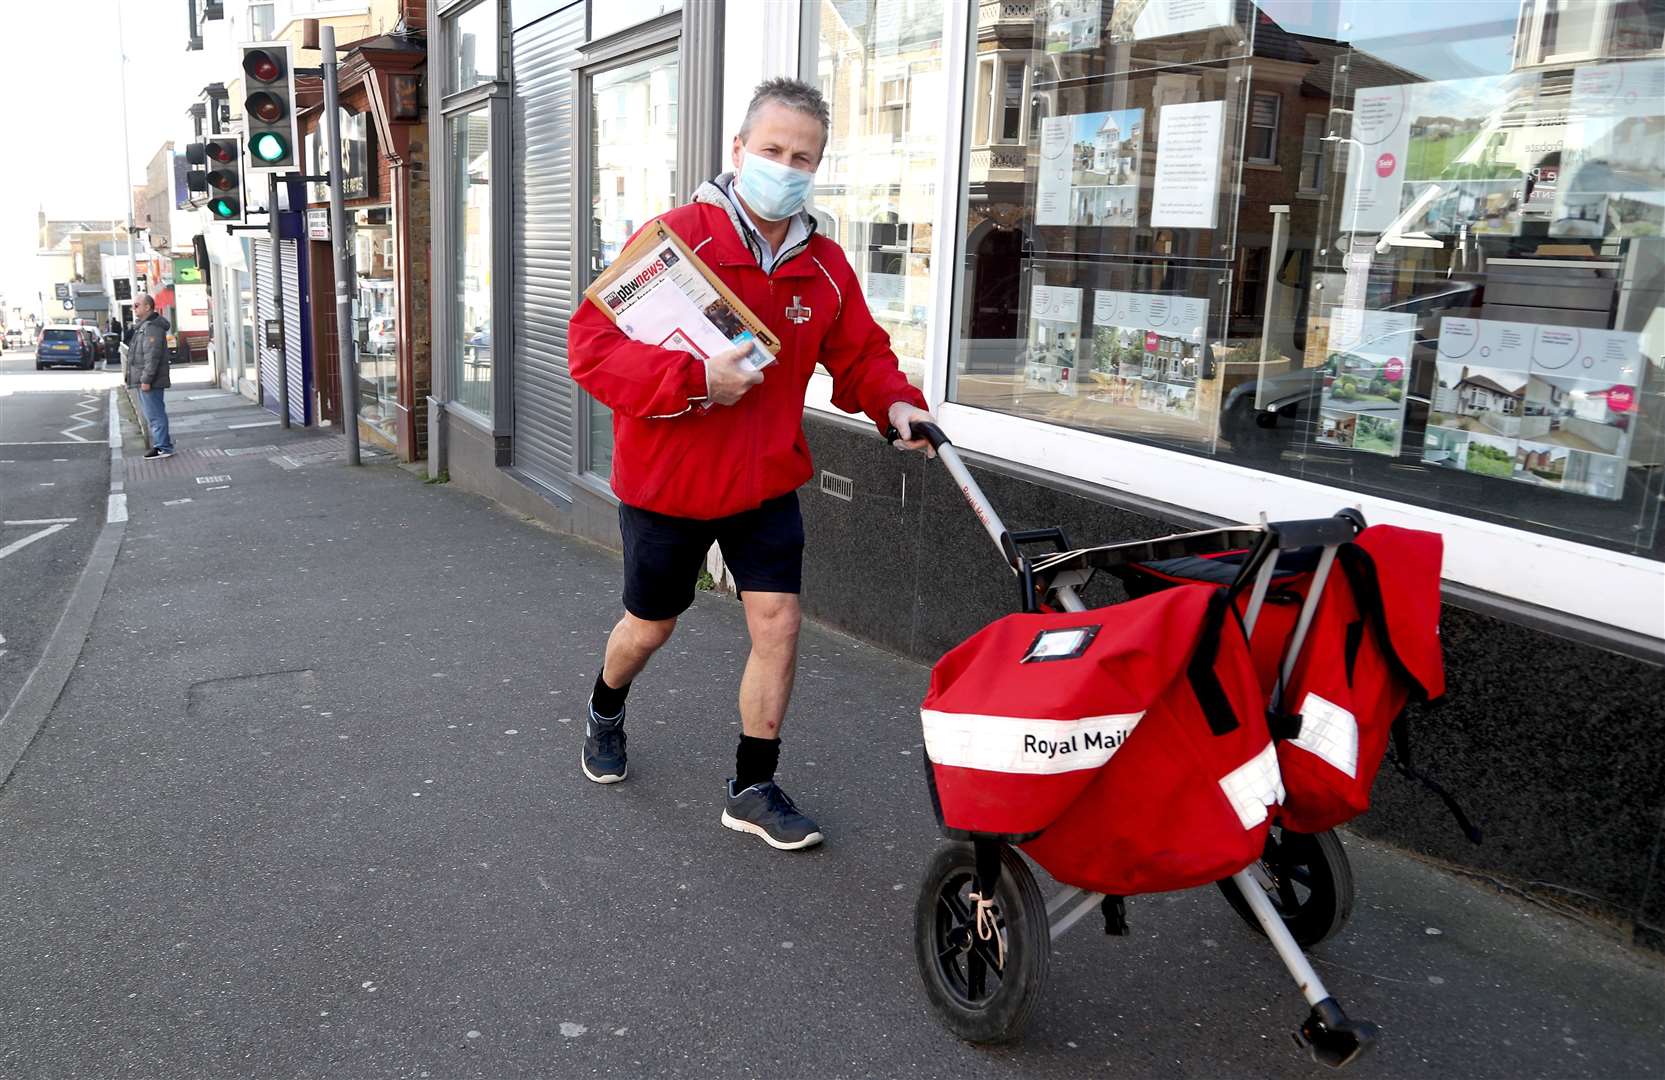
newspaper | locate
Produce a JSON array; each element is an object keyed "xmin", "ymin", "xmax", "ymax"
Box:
[{"xmin": 584, "ymin": 221, "xmax": 780, "ymax": 375}]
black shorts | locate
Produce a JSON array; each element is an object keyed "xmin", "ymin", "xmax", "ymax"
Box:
[{"xmin": 618, "ymin": 493, "xmax": 804, "ymax": 621}]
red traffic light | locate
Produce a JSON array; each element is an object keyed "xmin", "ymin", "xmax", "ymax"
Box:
[
  {"xmin": 207, "ymin": 170, "xmax": 236, "ymax": 192},
  {"xmin": 205, "ymin": 140, "xmax": 236, "ymax": 164},
  {"xmin": 244, "ymin": 48, "xmax": 282, "ymax": 83},
  {"xmin": 247, "ymin": 91, "xmax": 285, "ymax": 124}
]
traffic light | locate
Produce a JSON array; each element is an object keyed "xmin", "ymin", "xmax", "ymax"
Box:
[
  {"xmin": 242, "ymin": 43, "xmax": 297, "ymax": 170},
  {"xmin": 203, "ymin": 136, "xmax": 243, "ymax": 222},
  {"xmin": 184, "ymin": 141, "xmax": 209, "ymax": 199}
]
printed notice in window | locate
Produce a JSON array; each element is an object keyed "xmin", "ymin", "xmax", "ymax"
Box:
[{"xmin": 1150, "ymin": 100, "xmax": 1225, "ymax": 229}]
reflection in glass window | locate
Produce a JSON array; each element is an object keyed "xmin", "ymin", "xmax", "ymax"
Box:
[
  {"xmin": 1298, "ymin": 114, "xmax": 1326, "ymax": 193},
  {"xmin": 352, "ymin": 207, "xmax": 398, "ymax": 438},
  {"xmin": 449, "ymin": 110, "xmax": 493, "ymax": 418},
  {"xmin": 804, "ymin": 0, "xmax": 943, "ymax": 389},
  {"xmin": 448, "ymin": 0, "xmax": 498, "ymax": 93},
  {"xmin": 1247, "ymin": 92, "xmax": 1280, "ymax": 163},
  {"xmin": 586, "ymin": 50, "xmax": 681, "ymax": 478},
  {"xmin": 590, "ymin": 0, "xmax": 681, "ymax": 40},
  {"xmin": 950, "ymin": 0, "xmax": 1663, "ymax": 559}
]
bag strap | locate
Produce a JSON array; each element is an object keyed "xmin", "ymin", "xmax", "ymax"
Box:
[
  {"xmin": 1188, "ymin": 588, "xmax": 1245, "ymax": 736},
  {"xmin": 1336, "ymin": 547, "xmax": 1480, "ymax": 844}
]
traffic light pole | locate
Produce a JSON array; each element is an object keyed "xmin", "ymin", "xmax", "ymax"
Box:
[{"xmin": 321, "ymin": 25, "xmax": 360, "ymax": 466}]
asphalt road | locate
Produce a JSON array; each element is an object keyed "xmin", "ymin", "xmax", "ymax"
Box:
[{"xmin": 0, "ymin": 349, "xmax": 122, "ymax": 717}]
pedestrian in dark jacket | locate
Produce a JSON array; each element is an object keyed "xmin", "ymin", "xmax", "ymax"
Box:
[{"xmin": 127, "ymin": 293, "xmax": 174, "ymax": 458}]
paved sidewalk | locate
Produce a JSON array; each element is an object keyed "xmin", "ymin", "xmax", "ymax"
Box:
[{"xmin": 0, "ymin": 392, "xmax": 1661, "ymax": 1079}]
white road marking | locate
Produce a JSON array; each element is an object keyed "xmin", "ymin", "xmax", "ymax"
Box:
[
  {"xmin": 0, "ymin": 522, "xmax": 70, "ymax": 561},
  {"xmin": 206, "ymin": 485, "xmax": 230, "ymax": 491},
  {"xmin": 108, "ymin": 388, "xmax": 121, "ymax": 447},
  {"xmin": 196, "ymin": 475, "xmax": 231, "ymax": 484},
  {"xmin": 163, "ymin": 498, "xmax": 193, "ymax": 506},
  {"xmin": 59, "ymin": 395, "xmax": 98, "ymax": 442},
  {"xmin": 37, "ymin": 482, "xmax": 54, "ymax": 487},
  {"xmin": 3, "ymin": 518, "xmax": 78, "ymax": 525},
  {"xmin": 107, "ymin": 493, "xmax": 128, "ymax": 524},
  {"xmin": 0, "ymin": 441, "xmax": 102, "ymax": 446},
  {"xmin": 228, "ymin": 420, "xmax": 281, "ymax": 429}
]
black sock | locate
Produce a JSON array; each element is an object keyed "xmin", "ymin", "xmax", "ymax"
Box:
[
  {"xmin": 735, "ymin": 735, "xmax": 781, "ymax": 791},
  {"xmin": 592, "ymin": 671, "xmax": 629, "ymax": 718}
]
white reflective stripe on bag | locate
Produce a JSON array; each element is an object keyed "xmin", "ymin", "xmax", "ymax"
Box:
[{"xmin": 921, "ymin": 709, "xmax": 1144, "ymax": 776}]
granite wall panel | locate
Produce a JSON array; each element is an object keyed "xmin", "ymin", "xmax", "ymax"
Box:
[{"xmin": 799, "ymin": 412, "xmax": 1665, "ymax": 947}]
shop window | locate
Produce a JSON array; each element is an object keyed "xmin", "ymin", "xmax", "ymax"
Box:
[
  {"xmin": 352, "ymin": 206, "xmax": 399, "ymax": 439},
  {"xmin": 247, "ymin": 2, "xmax": 274, "ymax": 41},
  {"xmin": 585, "ymin": 49, "xmax": 681, "ymax": 479},
  {"xmin": 447, "ymin": 108, "xmax": 493, "ymax": 419},
  {"xmin": 447, "ymin": 0, "xmax": 498, "ymax": 94},
  {"xmin": 1297, "ymin": 114, "xmax": 1325, "ymax": 193},
  {"xmin": 1247, "ymin": 91, "xmax": 1280, "ymax": 164},
  {"xmin": 948, "ymin": 1, "xmax": 1664, "ymax": 563},
  {"xmin": 802, "ymin": 0, "xmax": 945, "ymax": 389}
]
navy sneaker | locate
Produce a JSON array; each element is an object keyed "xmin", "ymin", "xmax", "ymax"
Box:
[
  {"xmin": 581, "ymin": 699, "xmax": 627, "ymax": 784},
  {"xmin": 721, "ymin": 780, "xmax": 824, "ymax": 850}
]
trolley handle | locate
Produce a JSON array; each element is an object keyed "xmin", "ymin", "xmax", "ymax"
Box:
[{"xmin": 885, "ymin": 420, "xmax": 950, "ymax": 451}]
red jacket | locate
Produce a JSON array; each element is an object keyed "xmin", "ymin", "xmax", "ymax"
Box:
[{"xmin": 568, "ymin": 182, "xmax": 928, "ymax": 520}]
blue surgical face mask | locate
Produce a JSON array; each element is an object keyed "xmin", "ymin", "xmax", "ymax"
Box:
[{"xmin": 734, "ymin": 150, "xmax": 814, "ymax": 221}]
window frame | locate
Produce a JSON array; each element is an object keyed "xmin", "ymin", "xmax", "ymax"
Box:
[
  {"xmin": 1246, "ymin": 90, "xmax": 1281, "ymax": 165},
  {"xmin": 571, "ymin": 13, "xmax": 686, "ymax": 496},
  {"xmin": 1297, "ymin": 113, "xmax": 1325, "ymax": 194},
  {"xmin": 432, "ymin": 0, "xmax": 513, "ymax": 438}
]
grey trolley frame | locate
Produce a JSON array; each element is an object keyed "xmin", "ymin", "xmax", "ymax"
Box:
[{"xmin": 896, "ymin": 420, "xmax": 1376, "ymax": 1067}]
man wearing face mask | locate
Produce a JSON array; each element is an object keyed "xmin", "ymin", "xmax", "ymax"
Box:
[{"xmin": 567, "ymin": 78, "xmax": 936, "ymax": 851}]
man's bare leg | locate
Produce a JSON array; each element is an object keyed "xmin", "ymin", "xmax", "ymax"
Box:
[
  {"xmin": 723, "ymin": 590, "xmax": 821, "ymax": 849},
  {"xmin": 582, "ymin": 611, "xmax": 675, "ymax": 785},
  {"xmin": 601, "ymin": 611, "xmax": 677, "ymax": 689},
  {"xmin": 738, "ymin": 591, "xmax": 801, "ymax": 738}
]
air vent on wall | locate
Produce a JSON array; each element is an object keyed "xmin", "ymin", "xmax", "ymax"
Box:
[{"xmin": 819, "ymin": 471, "xmax": 854, "ymax": 502}]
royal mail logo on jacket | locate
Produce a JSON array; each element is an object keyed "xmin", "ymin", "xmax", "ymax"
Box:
[{"xmin": 921, "ymin": 586, "xmax": 1287, "ymax": 897}]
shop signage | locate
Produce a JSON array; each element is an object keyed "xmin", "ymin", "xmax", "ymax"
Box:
[
  {"xmin": 307, "ymin": 109, "xmax": 376, "ymax": 204},
  {"xmin": 173, "ymin": 258, "xmax": 203, "ymax": 285},
  {"xmin": 54, "ymin": 283, "xmax": 70, "ymax": 300},
  {"xmin": 307, "ymin": 208, "xmax": 331, "ymax": 241}
]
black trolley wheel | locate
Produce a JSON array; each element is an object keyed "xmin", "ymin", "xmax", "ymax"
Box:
[
  {"xmin": 1217, "ymin": 827, "xmax": 1355, "ymax": 948},
  {"xmin": 913, "ymin": 841, "xmax": 1049, "ymax": 1044}
]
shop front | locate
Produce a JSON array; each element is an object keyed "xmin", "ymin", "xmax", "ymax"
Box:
[
  {"xmin": 301, "ymin": 30, "xmax": 430, "ymax": 461},
  {"xmin": 433, "ymin": 0, "xmax": 1665, "ymax": 944}
]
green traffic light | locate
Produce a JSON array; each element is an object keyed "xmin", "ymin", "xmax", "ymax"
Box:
[
  {"xmin": 210, "ymin": 197, "xmax": 239, "ymax": 219},
  {"xmin": 251, "ymin": 132, "xmax": 289, "ymax": 163}
]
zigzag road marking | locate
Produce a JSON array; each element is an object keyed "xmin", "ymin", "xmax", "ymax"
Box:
[{"xmin": 59, "ymin": 395, "xmax": 99, "ymax": 443}]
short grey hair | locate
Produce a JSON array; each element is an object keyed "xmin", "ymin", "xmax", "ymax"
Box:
[{"xmin": 739, "ymin": 77, "xmax": 831, "ymax": 152}]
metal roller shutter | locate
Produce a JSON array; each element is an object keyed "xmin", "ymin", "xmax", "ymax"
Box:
[
  {"xmin": 280, "ymin": 238, "xmax": 308, "ymax": 426},
  {"xmin": 255, "ymin": 237, "xmax": 282, "ymax": 417},
  {"xmin": 510, "ymin": 2, "xmax": 584, "ymax": 497}
]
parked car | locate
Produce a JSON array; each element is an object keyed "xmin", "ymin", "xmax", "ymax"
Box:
[
  {"xmin": 77, "ymin": 326, "xmax": 104, "ymax": 363},
  {"xmin": 36, "ymin": 326, "xmax": 95, "ymax": 370},
  {"xmin": 3, "ymin": 327, "xmax": 23, "ymax": 349}
]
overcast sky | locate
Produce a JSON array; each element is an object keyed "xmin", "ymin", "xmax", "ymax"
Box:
[{"xmin": 1, "ymin": 0, "xmax": 211, "ymax": 297}]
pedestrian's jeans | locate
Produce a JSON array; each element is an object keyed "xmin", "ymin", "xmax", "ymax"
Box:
[{"xmin": 138, "ymin": 387, "xmax": 173, "ymax": 452}]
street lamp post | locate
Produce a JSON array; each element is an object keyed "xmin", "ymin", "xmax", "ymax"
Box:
[{"xmin": 114, "ymin": 0, "xmax": 139, "ymax": 342}]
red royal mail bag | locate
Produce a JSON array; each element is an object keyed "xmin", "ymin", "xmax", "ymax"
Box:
[{"xmin": 921, "ymin": 585, "xmax": 1285, "ymax": 897}]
